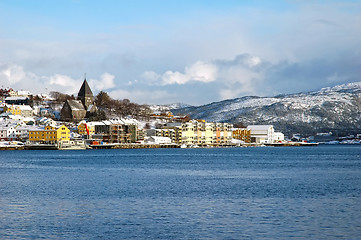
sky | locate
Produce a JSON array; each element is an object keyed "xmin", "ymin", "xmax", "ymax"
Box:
[{"xmin": 0, "ymin": 0, "xmax": 360, "ymax": 106}]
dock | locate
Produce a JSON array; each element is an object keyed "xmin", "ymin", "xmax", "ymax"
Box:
[
  {"xmin": 90, "ymin": 143, "xmax": 180, "ymax": 149},
  {"xmin": 264, "ymin": 142, "xmax": 319, "ymax": 147}
]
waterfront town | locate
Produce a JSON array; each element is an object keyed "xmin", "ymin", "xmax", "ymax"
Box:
[{"xmin": 0, "ymin": 79, "xmax": 358, "ymax": 150}]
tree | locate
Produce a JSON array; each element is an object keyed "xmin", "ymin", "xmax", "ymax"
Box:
[
  {"xmin": 234, "ymin": 122, "xmax": 247, "ymax": 128},
  {"xmin": 95, "ymin": 91, "xmax": 112, "ymax": 108},
  {"xmin": 50, "ymin": 91, "xmax": 74, "ymax": 103},
  {"xmin": 93, "ymin": 91, "xmax": 152, "ymax": 120},
  {"xmin": 87, "ymin": 110, "xmax": 107, "ymax": 121}
]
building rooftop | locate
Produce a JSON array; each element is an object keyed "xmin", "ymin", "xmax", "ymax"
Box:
[
  {"xmin": 66, "ymin": 100, "xmax": 85, "ymax": 111},
  {"xmin": 77, "ymin": 79, "xmax": 93, "ymax": 98}
]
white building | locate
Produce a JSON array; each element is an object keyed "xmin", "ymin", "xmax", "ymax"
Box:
[
  {"xmin": 273, "ymin": 132, "xmax": 285, "ymax": 142},
  {"xmin": 17, "ymin": 90, "xmax": 32, "ymax": 96},
  {"xmin": 146, "ymin": 136, "xmax": 172, "ymax": 144},
  {"xmin": 15, "ymin": 125, "xmax": 40, "ymax": 141},
  {"xmin": 0, "ymin": 126, "xmax": 17, "ymax": 141},
  {"xmin": 247, "ymin": 125, "xmax": 275, "ymax": 144}
]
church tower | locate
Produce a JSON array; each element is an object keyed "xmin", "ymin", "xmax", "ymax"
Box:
[{"xmin": 77, "ymin": 77, "xmax": 93, "ymax": 109}]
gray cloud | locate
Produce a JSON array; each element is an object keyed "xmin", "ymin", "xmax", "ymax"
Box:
[{"xmin": 1, "ymin": 1, "xmax": 361, "ymax": 105}]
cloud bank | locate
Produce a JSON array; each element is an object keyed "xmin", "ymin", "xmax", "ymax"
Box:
[
  {"xmin": 1, "ymin": 1, "xmax": 361, "ymax": 105},
  {"xmin": 0, "ymin": 63, "xmax": 115, "ymax": 96}
]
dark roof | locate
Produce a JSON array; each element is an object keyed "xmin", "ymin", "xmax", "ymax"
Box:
[
  {"xmin": 67, "ymin": 100, "xmax": 85, "ymax": 111},
  {"xmin": 77, "ymin": 79, "xmax": 93, "ymax": 98}
]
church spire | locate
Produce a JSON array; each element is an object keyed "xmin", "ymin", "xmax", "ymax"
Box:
[{"xmin": 77, "ymin": 75, "xmax": 93, "ymax": 109}]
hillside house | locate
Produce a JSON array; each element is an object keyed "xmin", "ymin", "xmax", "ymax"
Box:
[
  {"xmin": 5, "ymin": 96, "xmax": 29, "ymax": 105},
  {"xmin": 0, "ymin": 126, "xmax": 17, "ymax": 141},
  {"xmin": 3, "ymin": 104, "xmax": 33, "ymax": 118}
]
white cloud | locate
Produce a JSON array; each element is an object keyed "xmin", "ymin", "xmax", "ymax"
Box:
[
  {"xmin": 48, "ymin": 74, "xmax": 82, "ymax": 94},
  {"xmin": 219, "ymin": 88, "xmax": 244, "ymax": 100},
  {"xmin": 218, "ymin": 66, "xmax": 262, "ymax": 100},
  {"xmin": 247, "ymin": 56, "xmax": 262, "ymax": 67},
  {"xmin": 89, "ymin": 72, "xmax": 115, "ymax": 91},
  {"xmin": 162, "ymin": 71, "xmax": 189, "ymax": 85},
  {"xmin": 0, "ymin": 63, "xmax": 119, "ymax": 96},
  {"xmin": 0, "ymin": 64, "xmax": 26, "ymax": 85},
  {"xmin": 161, "ymin": 61, "xmax": 218, "ymax": 85},
  {"xmin": 49, "ymin": 74, "xmax": 79, "ymax": 87},
  {"xmin": 141, "ymin": 71, "xmax": 160, "ymax": 82}
]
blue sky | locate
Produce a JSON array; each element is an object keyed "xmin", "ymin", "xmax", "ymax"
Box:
[{"xmin": 0, "ymin": 0, "xmax": 360, "ymax": 105}]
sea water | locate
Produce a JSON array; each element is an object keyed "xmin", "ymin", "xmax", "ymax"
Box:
[{"xmin": 1, "ymin": 145, "xmax": 361, "ymax": 239}]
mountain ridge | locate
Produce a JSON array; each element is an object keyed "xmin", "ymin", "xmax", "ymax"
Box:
[{"xmin": 171, "ymin": 82, "xmax": 361, "ymax": 136}]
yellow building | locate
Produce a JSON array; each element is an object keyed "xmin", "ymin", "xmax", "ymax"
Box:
[
  {"xmin": 232, "ymin": 128, "xmax": 251, "ymax": 143},
  {"xmin": 77, "ymin": 121, "xmax": 95, "ymax": 136},
  {"xmin": 29, "ymin": 125, "xmax": 70, "ymax": 144},
  {"xmin": 181, "ymin": 120, "xmax": 233, "ymax": 146},
  {"xmin": 4, "ymin": 105, "xmax": 21, "ymax": 115},
  {"xmin": 3, "ymin": 104, "xmax": 33, "ymax": 117}
]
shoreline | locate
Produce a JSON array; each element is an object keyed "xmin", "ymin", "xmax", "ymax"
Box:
[{"xmin": 0, "ymin": 141, "xmax": 321, "ymax": 150}]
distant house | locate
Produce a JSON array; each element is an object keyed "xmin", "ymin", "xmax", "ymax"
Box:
[
  {"xmin": 3, "ymin": 104, "xmax": 33, "ymax": 118},
  {"xmin": 0, "ymin": 126, "xmax": 17, "ymax": 141},
  {"xmin": 60, "ymin": 78, "xmax": 97, "ymax": 122},
  {"xmin": 5, "ymin": 96, "xmax": 29, "ymax": 105},
  {"xmin": 273, "ymin": 132, "xmax": 285, "ymax": 142}
]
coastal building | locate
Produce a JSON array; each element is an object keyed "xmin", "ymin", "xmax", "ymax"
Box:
[
  {"xmin": 60, "ymin": 78, "xmax": 97, "ymax": 121},
  {"xmin": 232, "ymin": 128, "xmax": 251, "ymax": 143},
  {"xmin": 146, "ymin": 127, "xmax": 181, "ymax": 144},
  {"xmin": 273, "ymin": 132, "xmax": 285, "ymax": 142},
  {"xmin": 110, "ymin": 123, "xmax": 137, "ymax": 143},
  {"xmin": 0, "ymin": 126, "xmax": 17, "ymax": 141},
  {"xmin": 78, "ymin": 121, "xmax": 96, "ymax": 137},
  {"xmin": 248, "ymin": 125, "xmax": 275, "ymax": 144},
  {"xmin": 181, "ymin": 120, "xmax": 233, "ymax": 146},
  {"xmin": 28, "ymin": 125, "xmax": 70, "ymax": 144},
  {"xmin": 80, "ymin": 119, "xmax": 138, "ymax": 143},
  {"xmin": 145, "ymin": 136, "xmax": 172, "ymax": 144},
  {"xmin": 15, "ymin": 125, "xmax": 39, "ymax": 141}
]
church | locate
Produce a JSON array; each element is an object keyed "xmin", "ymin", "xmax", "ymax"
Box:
[{"xmin": 60, "ymin": 78, "xmax": 97, "ymax": 121}]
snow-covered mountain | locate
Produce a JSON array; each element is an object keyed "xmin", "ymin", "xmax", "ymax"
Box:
[
  {"xmin": 172, "ymin": 82, "xmax": 361, "ymax": 136},
  {"xmin": 150, "ymin": 103, "xmax": 193, "ymax": 112}
]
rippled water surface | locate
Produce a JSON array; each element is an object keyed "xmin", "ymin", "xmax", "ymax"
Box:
[{"xmin": 1, "ymin": 145, "xmax": 361, "ymax": 239}]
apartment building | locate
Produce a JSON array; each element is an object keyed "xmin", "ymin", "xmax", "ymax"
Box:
[
  {"xmin": 181, "ymin": 120, "xmax": 233, "ymax": 146},
  {"xmin": 29, "ymin": 125, "xmax": 70, "ymax": 144}
]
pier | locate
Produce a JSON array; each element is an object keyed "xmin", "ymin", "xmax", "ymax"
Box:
[{"xmin": 90, "ymin": 143, "xmax": 180, "ymax": 149}]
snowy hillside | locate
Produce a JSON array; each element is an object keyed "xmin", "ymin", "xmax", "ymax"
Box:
[
  {"xmin": 150, "ymin": 103, "xmax": 193, "ymax": 112},
  {"xmin": 172, "ymin": 82, "xmax": 361, "ymax": 136}
]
